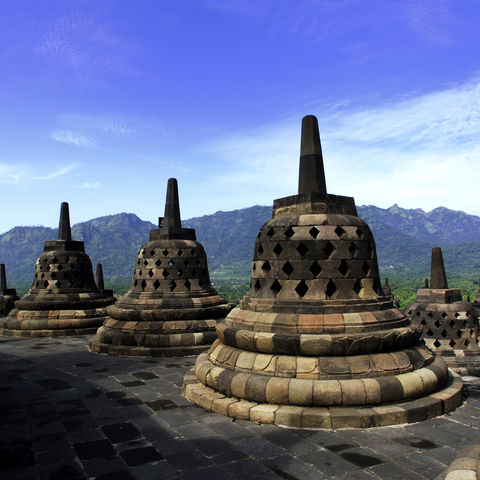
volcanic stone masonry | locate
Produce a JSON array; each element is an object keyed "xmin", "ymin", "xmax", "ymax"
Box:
[
  {"xmin": 0, "ymin": 203, "xmax": 116, "ymax": 337},
  {"xmin": 407, "ymin": 247, "xmax": 480, "ymax": 376},
  {"xmin": 0, "ymin": 264, "xmax": 19, "ymax": 317},
  {"xmin": 90, "ymin": 178, "xmax": 234, "ymax": 357},
  {"xmin": 183, "ymin": 115, "xmax": 463, "ymax": 429}
]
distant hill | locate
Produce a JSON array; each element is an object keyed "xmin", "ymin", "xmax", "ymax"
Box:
[{"xmin": 1, "ymin": 204, "xmax": 479, "ymax": 292}]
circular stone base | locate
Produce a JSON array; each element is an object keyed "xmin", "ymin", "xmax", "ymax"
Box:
[
  {"xmin": 90, "ymin": 341, "xmax": 212, "ymax": 357},
  {"xmin": 183, "ymin": 369, "xmax": 463, "ymax": 429},
  {"xmin": 0, "ymin": 326, "xmax": 100, "ymax": 338}
]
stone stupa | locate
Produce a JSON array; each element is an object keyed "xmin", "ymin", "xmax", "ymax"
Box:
[
  {"xmin": 0, "ymin": 264, "xmax": 19, "ymax": 317},
  {"xmin": 183, "ymin": 115, "xmax": 462, "ymax": 428},
  {"xmin": 407, "ymin": 248, "xmax": 480, "ymax": 376},
  {"xmin": 0, "ymin": 203, "xmax": 115, "ymax": 337},
  {"xmin": 90, "ymin": 178, "xmax": 234, "ymax": 357},
  {"xmin": 473, "ymin": 281, "xmax": 480, "ymax": 322}
]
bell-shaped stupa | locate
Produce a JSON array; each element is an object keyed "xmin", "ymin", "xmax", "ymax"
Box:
[
  {"xmin": 0, "ymin": 264, "xmax": 19, "ymax": 317},
  {"xmin": 90, "ymin": 178, "xmax": 234, "ymax": 356},
  {"xmin": 407, "ymin": 248, "xmax": 480, "ymax": 375},
  {"xmin": 184, "ymin": 115, "xmax": 462, "ymax": 428},
  {"xmin": 0, "ymin": 203, "xmax": 115, "ymax": 337}
]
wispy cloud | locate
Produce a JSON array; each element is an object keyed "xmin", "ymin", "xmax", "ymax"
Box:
[
  {"xmin": 200, "ymin": 77, "xmax": 480, "ymax": 215},
  {"xmin": 79, "ymin": 181, "xmax": 100, "ymax": 189},
  {"xmin": 0, "ymin": 163, "xmax": 78, "ymax": 184},
  {"xmin": 51, "ymin": 129, "xmax": 95, "ymax": 147}
]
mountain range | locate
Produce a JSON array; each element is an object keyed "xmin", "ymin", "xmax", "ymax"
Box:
[{"xmin": 1, "ymin": 204, "xmax": 479, "ymax": 292}]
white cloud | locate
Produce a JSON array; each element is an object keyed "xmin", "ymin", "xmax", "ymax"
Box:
[
  {"xmin": 51, "ymin": 129, "xmax": 95, "ymax": 147},
  {"xmin": 0, "ymin": 162, "xmax": 78, "ymax": 184},
  {"xmin": 79, "ymin": 181, "xmax": 100, "ymax": 189},
  {"xmin": 200, "ymin": 77, "xmax": 480, "ymax": 215}
]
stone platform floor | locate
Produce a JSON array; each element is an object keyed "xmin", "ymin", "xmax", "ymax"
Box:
[{"xmin": 1, "ymin": 336, "xmax": 480, "ymax": 480}]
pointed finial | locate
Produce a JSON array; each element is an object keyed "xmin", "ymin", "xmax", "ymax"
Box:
[
  {"xmin": 163, "ymin": 178, "xmax": 181, "ymax": 229},
  {"xmin": 385, "ymin": 278, "xmax": 389, "ymax": 286},
  {"xmin": 424, "ymin": 278, "xmax": 429, "ymax": 288},
  {"xmin": 0, "ymin": 264, "xmax": 6, "ymax": 292},
  {"xmin": 96, "ymin": 264, "xmax": 104, "ymax": 291},
  {"xmin": 58, "ymin": 202, "xmax": 72, "ymax": 241},
  {"xmin": 298, "ymin": 115, "xmax": 327, "ymax": 196},
  {"xmin": 430, "ymin": 247, "xmax": 448, "ymax": 289}
]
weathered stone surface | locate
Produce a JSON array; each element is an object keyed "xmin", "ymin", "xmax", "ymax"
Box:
[
  {"xmin": 90, "ymin": 179, "xmax": 233, "ymax": 356},
  {"xmin": 184, "ymin": 115, "xmax": 460, "ymax": 428}
]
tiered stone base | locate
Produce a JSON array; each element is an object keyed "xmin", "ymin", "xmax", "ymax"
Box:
[
  {"xmin": 183, "ymin": 365, "xmax": 463, "ymax": 428},
  {"xmin": 436, "ymin": 349, "xmax": 480, "ymax": 377},
  {"xmin": 0, "ymin": 308, "xmax": 108, "ymax": 337},
  {"xmin": 90, "ymin": 317, "xmax": 220, "ymax": 357}
]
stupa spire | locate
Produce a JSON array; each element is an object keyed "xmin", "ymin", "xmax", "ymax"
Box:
[
  {"xmin": 96, "ymin": 264, "xmax": 105, "ymax": 291},
  {"xmin": 58, "ymin": 202, "xmax": 72, "ymax": 241},
  {"xmin": 298, "ymin": 115, "xmax": 327, "ymax": 196},
  {"xmin": 430, "ymin": 247, "xmax": 448, "ymax": 289},
  {"xmin": 163, "ymin": 178, "xmax": 181, "ymax": 229},
  {"xmin": 0, "ymin": 264, "xmax": 6, "ymax": 292}
]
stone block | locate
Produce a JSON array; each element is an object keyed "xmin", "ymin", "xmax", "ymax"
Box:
[
  {"xmin": 250, "ymin": 404, "xmax": 279, "ymax": 424},
  {"xmin": 288, "ymin": 378, "xmax": 313, "ymax": 405},
  {"xmin": 266, "ymin": 377, "xmax": 290, "ymax": 404}
]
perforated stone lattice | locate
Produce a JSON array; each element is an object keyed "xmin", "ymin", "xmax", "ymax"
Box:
[
  {"xmin": 131, "ymin": 246, "xmax": 211, "ymax": 293},
  {"xmin": 249, "ymin": 223, "xmax": 381, "ymax": 300},
  {"xmin": 31, "ymin": 252, "xmax": 95, "ymax": 291},
  {"xmin": 408, "ymin": 308, "xmax": 478, "ymax": 350}
]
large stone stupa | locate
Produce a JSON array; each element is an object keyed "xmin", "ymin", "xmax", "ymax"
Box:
[
  {"xmin": 0, "ymin": 203, "xmax": 115, "ymax": 337},
  {"xmin": 183, "ymin": 115, "xmax": 462, "ymax": 428},
  {"xmin": 407, "ymin": 248, "xmax": 480, "ymax": 376},
  {"xmin": 90, "ymin": 178, "xmax": 234, "ymax": 357},
  {"xmin": 0, "ymin": 264, "xmax": 19, "ymax": 317}
]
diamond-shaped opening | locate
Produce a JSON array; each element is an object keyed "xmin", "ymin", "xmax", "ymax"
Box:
[
  {"xmin": 449, "ymin": 320, "xmax": 455, "ymax": 328},
  {"xmin": 325, "ymin": 280, "xmax": 338, "ymax": 299},
  {"xmin": 456, "ymin": 329, "xmax": 462, "ymax": 338},
  {"xmin": 266, "ymin": 228, "xmax": 275, "ymax": 237},
  {"xmin": 296, "ymin": 242, "xmax": 308, "ymax": 257},
  {"xmin": 162, "ymin": 270, "xmax": 169, "ymax": 278},
  {"xmin": 50, "ymin": 272, "xmax": 56, "ymax": 279},
  {"xmin": 177, "ymin": 270, "xmax": 183, "ymax": 277},
  {"xmin": 191, "ymin": 249, "xmax": 196, "ymax": 256},
  {"xmin": 309, "ymin": 261, "xmax": 322, "ymax": 278},
  {"xmin": 257, "ymin": 244, "xmax": 264, "ymax": 255},
  {"xmin": 455, "ymin": 312, "xmax": 460, "ymax": 318},
  {"xmin": 465, "ymin": 339, "xmax": 470, "ymax": 347},
  {"xmin": 57, "ymin": 264, "xmax": 63, "ymax": 271},
  {"xmin": 184, "ymin": 259, "xmax": 189, "ymax": 266},
  {"xmin": 441, "ymin": 329, "xmax": 447, "ymax": 338},
  {"xmin": 309, "ymin": 226, "xmax": 319, "ymax": 239},
  {"xmin": 420, "ymin": 319, "xmax": 427, "ymax": 326},
  {"xmin": 162, "ymin": 249, "xmax": 169, "ymax": 256},
  {"xmin": 368, "ymin": 243, "xmax": 375, "ymax": 259},
  {"xmin": 323, "ymin": 241, "xmax": 335, "ymax": 258},
  {"xmin": 137, "ymin": 259, "xmax": 141, "ymax": 265},
  {"xmin": 178, "ymin": 249, "xmax": 183, "ymax": 257},
  {"xmin": 43, "ymin": 280, "xmax": 49, "ymax": 288},
  {"xmin": 433, "ymin": 319, "xmax": 441, "ymax": 328},
  {"xmin": 143, "ymin": 259, "xmax": 148, "ymax": 266},
  {"xmin": 448, "ymin": 339, "xmax": 455, "ymax": 348},
  {"xmin": 64, "ymin": 256, "xmax": 70, "ymax": 263},
  {"xmin": 338, "ymin": 260, "xmax": 349, "ymax": 276},
  {"xmin": 35, "ymin": 281, "xmax": 39, "ymax": 287},
  {"xmin": 54, "ymin": 280, "xmax": 61, "ymax": 288},
  {"xmin": 191, "ymin": 269, "xmax": 196, "ymax": 276},
  {"xmin": 334, "ymin": 226, "xmax": 345, "ymax": 237},
  {"xmin": 273, "ymin": 243, "xmax": 283, "ymax": 256},
  {"xmin": 254, "ymin": 279, "xmax": 261, "ymax": 290},
  {"xmin": 426, "ymin": 329, "xmax": 434, "ymax": 336},
  {"xmin": 153, "ymin": 279, "xmax": 160, "ymax": 289},
  {"xmin": 40, "ymin": 273, "xmax": 45, "ymax": 279},
  {"xmin": 285, "ymin": 227, "xmax": 295, "ymax": 239},
  {"xmin": 353, "ymin": 279, "xmax": 362, "ymax": 295},
  {"xmin": 362, "ymin": 261, "xmax": 371, "ymax": 276},
  {"xmin": 133, "ymin": 279, "xmax": 138, "ymax": 286},
  {"xmin": 270, "ymin": 279, "xmax": 282, "ymax": 295},
  {"xmin": 261, "ymin": 261, "xmax": 271, "ymax": 272},
  {"xmin": 155, "ymin": 259, "xmax": 161, "ymax": 267},
  {"xmin": 441, "ymin": 312, "xmax": 447, "ymax": 318},
  {"xmin": 52, "ymin": 256, "xmax": 57, "ymax": 262},
  {"xmin": 348, "ymin": 242, "xmax": 359, "ymax": 258},
  {"xmin": 148, "ymin": 270, "xmax": 154, "ymax": 278},
  {"xmin": 433, "ymin": 339, "xmax": 441, "ymax": 348},
  {"xmin": 356, "ymin": 228, "xmax": 364, "ymax": 239},
  {"xmin": 141, "ymin": 279, "xmax": 147, "ymax": 290},
  {"xmin": 295, "ymin": 280, "xmax": 309, "ymax": 298},
  {"xmin": 416, "ymin": 312, "xmax": 421, "ymax": 316},
  {"xmin": 149, "ymin": 249, "xmax": 155, "ymax": 256},
  {"xmin": 184, "ymin": 279, "xmax": 191, "ymax": 290},
  {"xmin": 168, "ymin": 260, "xmax": 175, "ymax": 268},
  {"xmin": 427, "ymin": 312, "xmax": 433, "ymax": 317},
  {"xmin": 138, "ymin": 270, "xmax": 142, "ymax": 277},
  {"xmin": 169, "ymin": 280, "xmax": 177, "ymax": 291},
  {"xmin": 282, "ymin": 261, "xmax": 294, "ymax": 277},
  {"xmin": 252, "ymin": 264, "xmax": 257, "ymax": 271}
]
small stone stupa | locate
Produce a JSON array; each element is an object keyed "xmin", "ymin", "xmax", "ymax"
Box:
[
  {"xmin": 473, "ymin": 281, "xmax": 480, "ymax": 322},
  {"xmin": 0, "ymin": 203, "xmax": 115, "ymax": 337},
  {"xmin": 407, "ymin": 248, "xmax": 480, "ymax": 375},
  {"xmin": 0, "ymin": 264, "xmax": 19, "ymax": 317},
  {"xmin": 90, "ymin": 178, "xmax": 234, "ymax": 357},
  {"xmin": 184, "ymin": 115, "xmax": 462, "ymax": 428}
]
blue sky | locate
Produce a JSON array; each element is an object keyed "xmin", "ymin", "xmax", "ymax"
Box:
[{"xmin": 1, "ymin": 0, "xmax": 479, "ymax": 233}]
